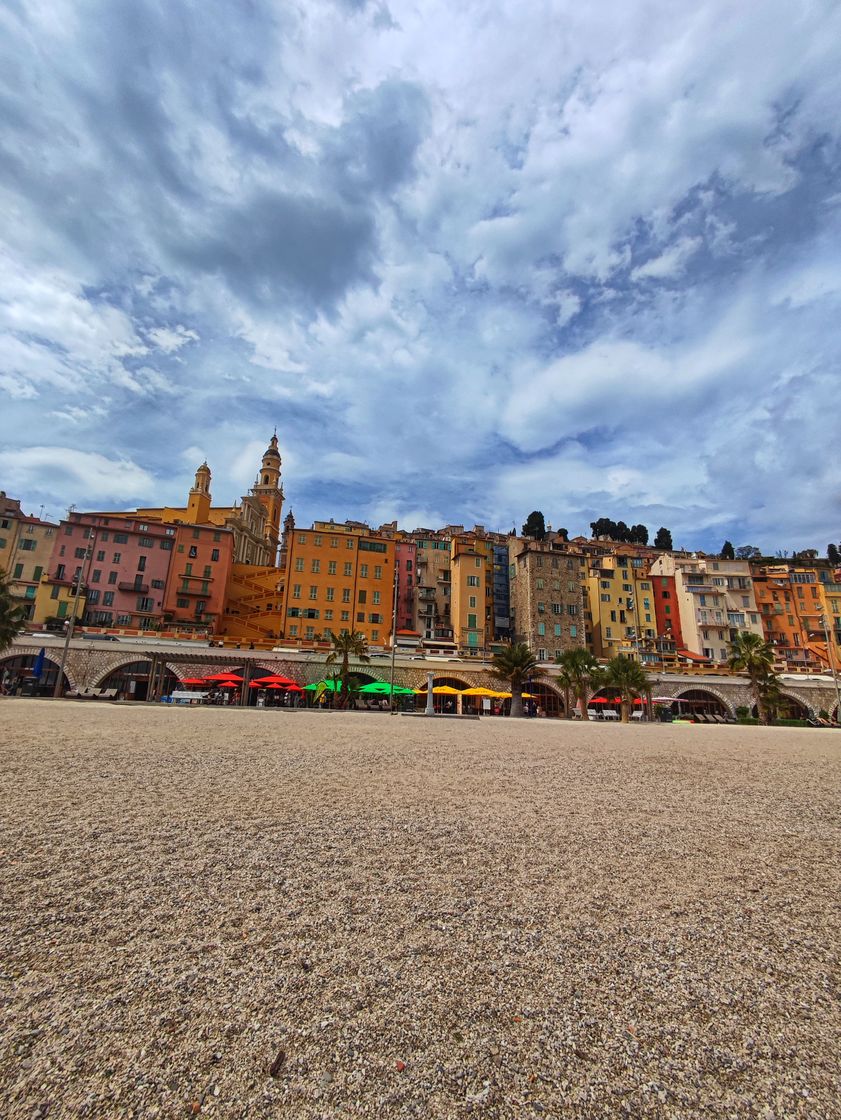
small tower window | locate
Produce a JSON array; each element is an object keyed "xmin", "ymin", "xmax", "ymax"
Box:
[{"xmin": 263, "ymin": 474, "xmax": 269, "ymax": 484}]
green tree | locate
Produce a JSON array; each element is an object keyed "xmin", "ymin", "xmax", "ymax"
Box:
[
  {"xmin": 602, "ymin": 655, "xmax": 652, "ymax": 722},
  {"xmin": 554, "ymin": 663, "xmax": 575, "ymax": 720},
  {"xmin": 735, "ymin": 545, "xmax": 761, "ymax": 560},
  {"xmin": 491, "ymin": 642, "xmax": 544, "ymax": 718},
  {"xmin": 654, "ymin": 527, "xmax": 673, "ymax": 550},
  {"xmin": 630, "ymin": 524, "xmax": 649, "ymax": 545},
  {"xmin": 555, "ymin": 647, "xmax": 603, "ymax": 721},
  {"xmin": 521, "ymin": 511, "xmax": 546, "ymax": 540},
  {"xmin": 325, "ymin": 631, "xmax": 370, "ymax": 709},
  {"xmin": 721, "ymin": 540, "xmax": 735, "ymax": 560},
  {"xmin": 0, "ymin": 569, "xmax": 26, "ymax": 655},
  {"xmin": 728, "ymin": 632, "xmax": 776, "ymax": 725},
  {"xmin": 827, "ymin": 543, "xmax": 840, "ymax": 566}
]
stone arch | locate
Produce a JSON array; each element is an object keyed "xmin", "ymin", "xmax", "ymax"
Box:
[
  {"xmin": 0, "ymin": 651, "xmax": 72, "ymax": 694},
  {"xmin": 528, "ymin": 679, "xmax": 564, "ymax": 718},
  {"xmin": 94, "ymin": 658, "xmax": 177, "ymax": 701},
  {"xmin": 752, "ymin": 691, "xmax": 815, "ymax": 721},
  {"xmin": 674, "ymin": 686, "xmax": 735, "ymax": 718}
]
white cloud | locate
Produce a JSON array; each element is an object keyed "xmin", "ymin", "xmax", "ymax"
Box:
[
  {"xmin": 0, "ymin": 447, "xmax": 156, "ymax": 503},
  {"xmin": 147, "ymin": 324, "xmax": 199, "ymax": 353},
  {"xmin": 631, "ymin": 236, "xmax": 702, "ymax": 281}
]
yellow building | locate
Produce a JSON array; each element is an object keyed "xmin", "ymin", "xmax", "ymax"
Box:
[
  {"xmin": 585, "ymin": 547, "xmax": 658, "ymax": 660},
  {"xmin": 279, "ymin": 518, "xmax": 395, "ymax": 648},
  {"xmin": 449, "ymin": 535, "xmax": 495, "ymax": 656},
  {"xmin": 0, "ymin": 493, "xmax": 60, "ymax": 621}
]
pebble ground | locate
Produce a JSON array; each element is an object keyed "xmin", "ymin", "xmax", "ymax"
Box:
[{"xmin": 1, "ymin": 701, "xmax": 839, "ymax": 1119}]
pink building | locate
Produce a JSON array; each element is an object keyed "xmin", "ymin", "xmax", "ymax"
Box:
[{"xmin": 48, "ymin": 512, "xmax": 175, "ymax": 629}]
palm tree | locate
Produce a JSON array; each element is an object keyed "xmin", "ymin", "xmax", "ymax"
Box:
[
  {"xmin": 728, "ymin": 632, "xmax": 775, "ymax": 724},
  {"xmin": 555, "ymin": 648, "xmax": 603, "ymax": 720},
  {"xmin": 602, "ymin": 655, "xmax": 652, "ymax": 722},
  {"xmin": 491, "ymin": 642, "xmax": 544, "ymax": 718},
  {"xmin": 0, "ymin": 569, "xmax": 26, "ymax": 655},
  {"xmin": 325, "ymin": 631, "xmax": 370, "ymax": 709},
  {"xmin": 554, "ymin": 664, "xmax": 575, "ymax": 719}
]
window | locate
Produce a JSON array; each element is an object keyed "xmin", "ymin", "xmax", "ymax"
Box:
[
  {"xmin": 469, "ymin": 595, "xmax": 477, "ymax": 608},
  {"xmin": 87, "ymin": 589, "xmax": 100, "ymax": 604},
  {"xmin": 184, "ymin": 563, "xmax": 193, "ymax": 575},
  {"xmin": 373, "ymin": 591, "xmax": 381, "ymax": 605},
  {"xmin": 357, "ymin": 612, "xmax": 365, "ymax": 623},
  {"xmin": 311, "ymin": 559, "xmax": 320, "ymax": 573},
  {"xmin": 139, "ymin": 536, "xmax": 154, "ymax": 548},
  {"xmin": 298, "ymin": 534, "xmax": 307, "ymax": 545},
  {"xmin": 326, "ymin": 587, "xmax": 335, "ymax": 601},
  {"xmin": 294, "ymin": 557, "xmax": 304, "ymax": 572},
  {"xmin": 359, "ymin": 539, "xmax": 386, "ymax": 552},
  {"xmin": 33, "ymin": 565, "xmax": 43, "ymax": 581},
  {"xmin": 468, "ymin": 613, "xmax": 477, "ymax": 628},
  {"xmin": 570, "ymin": 625, "xmax": 577, "ymax": 638},
  {"xmin": 102, "ymin": 591, "xmax": 114, "ymax": 606},
  {"xmin": 369, "ymin": 613, "xmax": 383, "ymax": 624},
  {"xmin": 64, "ymin": 524, "xmax": 73, "ymax": 536},
  {"xmin": 12, "ymin": 563, "xmax": 23, "ymax": 578},
  {"xmin": 192, "ymin": 529, "xmax": 200, "ymax": 540},
  {"xmin": 91, "ymin": 569, "xmax": 101, "ymax": 583},
  {"xmin": 374, "ymin": 565, "xmax": 382, "ymax": 579},
  {"xmin": 160, "ymin": 539, "xmax": 173, "ymax": 551},
  {"xmin": 537, "ymin": 601, "xmax": 545, "ymax": 613},
  {"xmin": 346, "ymin": 538, "xmax": 355, "ymax": 549},
  {"xmin": 567, "ymin": 604, "xmax": 578, "ymax": 616},
  {"xmin": 137, "ymin": 556, "xmax": 147, "ymax": 572},
  {"xmin": 344, "ymin": 562, "xmax": 352, "ymax": 577},
  {"xmin": 601, "ymin": 580, "xmax": 610, "ymax": 589},
  {"xmin": 112, "ymin": 552, "xmax": 121, "ymax": 564},
  {"xmin": 371, "ymin": 630, "xmax": 379, "ymax": 641},
  {"xmin": 203, "ymin": 565, "xmax": 212, "ymax": 578},
  {"xmin": 95, "ymin": 550, "xmax": 105, "ymax": 562},
  {"xmin": 610, "ymin": 610, "xmax": 616, "ymax": 622},
  {"xmin": 328, "ymin": 561, "xmax": 337, "ymax": 575},
  {"xmin": 342, "ymin": 588, "xmax": 351, "ymax": 603},
  {"xmin": 536, "ymin": 578, "xmax": 544, "ymax": 589},
  {"xmin": 331, "ymin": 537, "xmax": 338, "ymax": 548},
  {"xmin": 74, "ymin": 547, "xmax": 87, "ymax": 559},
  {"xmin": 213, "ymin": 532, "xmax": 221, "ymax": 542},
  {"xmin": 552, "ymin": 603, "xmax": 562, "ymax": 615},
  {"xmin": 289, "ymin": 624, "xmax": 298, "ymax": 636},
  {"xmin": 325, "ymin": 610, "xmax": 333, "ymax": 621},
  {"xmin": 56, "ymin": 564, "xmax": 66, "ymax": 580},
  {"xmin": 600, "ymin": 593, "xmax": 610, "ymax": 602},
  {"xmin": 605, "ymin": 627, "xmax": 612, "ymax": 638},
  {"xmin": 314, "ymin": 535, "xmax": 322, "ymax": 546},
  {"xmin": 359, "ymin": 563, "xmax": 368, "ymax": 578},
  {"xmin": 538, "ymin": 622, "xmax": 546, "ymax": 636},
  {"xmin": 309, "ymin": 585, "xmax": 318, "ymax": 600},
  {"xmin": 292, "ymin": 584, "xmax": 301, "ymax": 599},
  {"xmin": 136, "ymin": 597, "xmax": 154, "ymax": 612},
  {"xmin": 467, "ymin": 575, "xmax": 480, "ymax": 587},
  {"xmin": 341, "ymin": 610, "xmax": 350, "ymax": 621},
  {"xmin": 211, "ymin": 549, "xmax": 219, "ymax": 562},
  {"xmin": 538, "ymin": 648, "xmax": 547, "ymax": 661},
  {"xmin": 114, "ymin": 533, "xmax": 128, "ymax": 544},
  {"xmin": 189, "ymin": 546, "xmax": 198, "ymax": 558},
  {"xmin": 358, "ymin": 590, "xmax": 367, "ymax": 604}
]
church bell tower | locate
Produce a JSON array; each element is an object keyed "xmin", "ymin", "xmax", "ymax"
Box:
[
  {"xmin": 187, "ymin": 461, "xmax": 212, "ymax": 524},
  {"xmin": 251, "ymin": 433, "xmax": 284, "ymax": 563}
]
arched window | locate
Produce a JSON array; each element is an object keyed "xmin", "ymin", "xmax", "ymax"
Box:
[{"xmin": 263, "ymin": 474, "xmax": 269, "ymax": 485}]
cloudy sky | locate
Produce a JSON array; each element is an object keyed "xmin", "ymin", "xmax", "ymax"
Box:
[{"xmin": 0, "ymin": 0, "xmax": 839, "ymax": 552}]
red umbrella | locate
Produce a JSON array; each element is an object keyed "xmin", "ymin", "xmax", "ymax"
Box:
[
  {"xmin": 219, "ymin": 681, "xmax": 238, "ymax": 689},
  {"xmin": 251, "ymin": 674, "xmax": 297, "ymax": 685},
  {"xmin": 588, "ymin": 696, "xmax": 610, "ymax": 704},
  {"xmin": 285, "ymin": 684, "xmax": 303, "ymax": 692},
  {"xmin": 181, "ymin": 678, "xmax": 207, "ymax": 685},
  {"xmin": 205, "ymin": 672, "xmax": 244, "ymax": 682}
]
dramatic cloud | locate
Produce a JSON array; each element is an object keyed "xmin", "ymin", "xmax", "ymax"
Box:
[{"xmin": 1, "ymin": 0, "xmax": 839, "ymax": 551}]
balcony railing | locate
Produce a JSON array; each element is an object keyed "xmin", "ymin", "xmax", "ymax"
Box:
[{"xmin": 118, "ymin": 581, "xmax": 149, "ymax": 593}]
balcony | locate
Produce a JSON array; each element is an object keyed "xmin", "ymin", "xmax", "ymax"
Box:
[
  {"xmin": 417, "ymin": 587, "xmax": 436, "ymax": 601},
  {"xmin": 177, "ymin": 585, "xmax": 208, "ymax": 597},
  {"xmin": 118, "ymin": 581, "xmax": 149, "ymax": 593}
]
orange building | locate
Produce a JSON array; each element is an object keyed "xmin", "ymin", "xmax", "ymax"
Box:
[
  {"xmin": 162, "ymin": 522, "xmax": 234, "ymax": 631},
  {"xmin": 279, "ymin": 517, "xmax": 395, "ymax": 647}
]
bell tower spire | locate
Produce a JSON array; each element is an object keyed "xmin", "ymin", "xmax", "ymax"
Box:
[
  {"xmin": 187, "ymin": 460, "xmax": 212, "ymax": 523},
  {"xmin": 251, "ymin": 432, "xmax": 284, "ymax": 563}
]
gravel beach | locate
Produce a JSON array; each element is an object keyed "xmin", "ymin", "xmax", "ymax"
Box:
[{"xmin": 1, "ymin": 701, "xmax": 839, "ymax": 1119}]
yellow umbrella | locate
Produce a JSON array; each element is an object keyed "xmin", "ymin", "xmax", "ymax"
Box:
[
  {"xmin": 433, "ymin": 685, "xmax": 464, "ymax": 695},
  {"xmin": 461, "ymin": 687, "xmax": 498, "ymax": 697},
  {"xmin": 496, "ymin": 691, "xmax": 536, "ymax": 699}
]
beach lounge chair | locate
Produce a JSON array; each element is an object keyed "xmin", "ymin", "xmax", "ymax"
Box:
[
  {"xmin": 630, "ymin": 710, "xmax": 644, "ymax": 721},
  {"xmin": 586, "ymin": 708, "xmax": 601, "ymax": 720},
  {"xmin": 97, "ymin": 688, "xmax": 118, "ymax": 700}
]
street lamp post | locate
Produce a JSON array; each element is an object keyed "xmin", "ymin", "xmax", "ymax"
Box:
[{"xmin": 819, "ymin": 614, "xmax": 841, "ymax": 722}]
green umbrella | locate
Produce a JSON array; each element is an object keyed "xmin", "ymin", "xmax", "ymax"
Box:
[
  {"xmin": 304, "ymin": 679, "xmax": 343, "ymax": 691},
  {"xmin": 357, "ymin": 681, "xmax": 415, "ymax": 695}
]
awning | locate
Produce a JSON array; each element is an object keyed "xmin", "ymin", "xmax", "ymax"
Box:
[{"xmin": 677, "ymin": 649, "xmax": 710, "ymax": 662}]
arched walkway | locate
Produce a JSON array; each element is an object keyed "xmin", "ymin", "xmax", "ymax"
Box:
[
  {"xmin": 96, "ymin": 659, "xmax": 178, "ymax": 702},
  {"xmin": 675, "ymin": 688, "xmax": 733, "ymax": 719},
  {"xmin": 0, "ymin": 652, "xmax": 69, "ymax": 696},
  {"xmin": 751, "ymin": 693, "xmax": 812, "ymax": 722},
  {"xmin": 528, "ymin": 681, "xmax": 564, "ymax": 718}
]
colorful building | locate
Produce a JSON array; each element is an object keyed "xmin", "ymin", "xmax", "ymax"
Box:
[
  {"xmin": 278, "ymin": 517, "xmax": 396, "ymax": 648},
  {"xmin": 507, "ymin": 537, "xmax": 587, "ymax": 661},
  {"xmin": 0, "ymin": 493, "xmax": 59, "ymax": 619}
]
